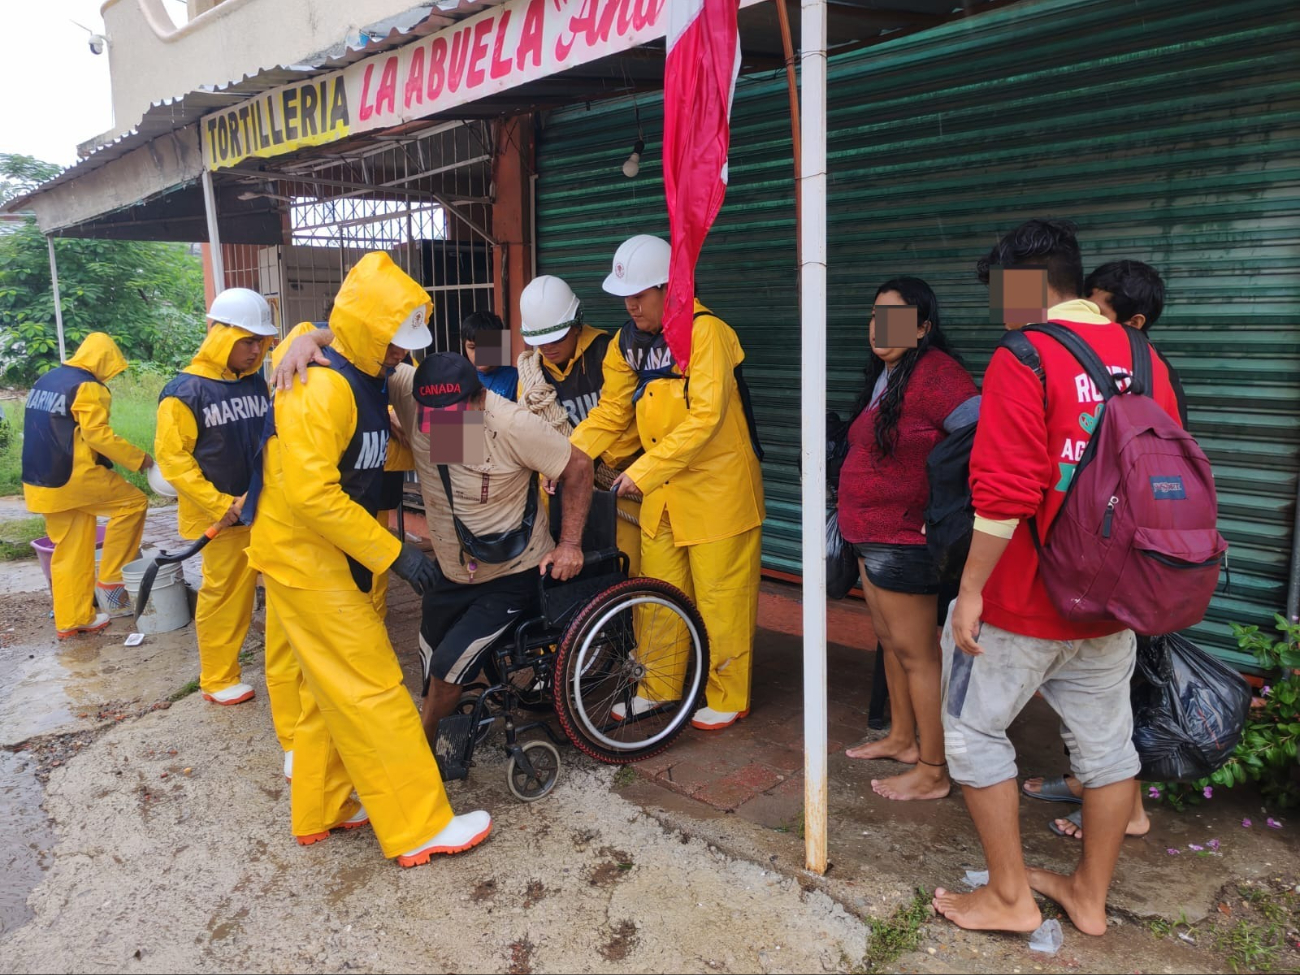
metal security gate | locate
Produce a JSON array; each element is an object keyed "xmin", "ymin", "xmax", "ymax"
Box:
[
  {"xmin": 535, "ymin": 0, "xmax": 1300, "ymax": 669},
  {"xmin": 231, "ymin": 120, "xmax": 498, "ymax": 348}
]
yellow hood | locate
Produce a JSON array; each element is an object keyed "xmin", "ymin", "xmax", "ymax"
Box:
[
  {"xmin": 185, "ymin": 322, "xmax": 271, "ymax": 380},
  {"xmin": 543, "ymin": 323, "xmax": 608, "ymax": 382},
  {"xmin": 66, "ymin": 332, "xmax": 129, "ymax": 382},
  {"xmin": 329, "ymin": 252, "xmax": 432, "ymax": 377}
]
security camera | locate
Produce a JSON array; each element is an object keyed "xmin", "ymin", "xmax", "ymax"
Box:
[{"xmin": 88, "ymin": 34, "xmax": 107, "ymax": 55}]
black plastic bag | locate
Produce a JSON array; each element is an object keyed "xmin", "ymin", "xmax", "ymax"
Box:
[
  {"xmin": 1131, "ymin": 632, "xmax": 1251, "ymax": 783},
  {"xmin": 827, "ymin": 508, "xmax": 858, "ymax": 600},
  {"xmin": 924, "ymin": 420, "xmax": 977, "ymax": 586}
]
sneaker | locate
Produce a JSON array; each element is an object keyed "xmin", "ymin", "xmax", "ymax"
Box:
[
  {"xmin": 690, "ymin": 706, "xmax": 750, "ymax": 731},
  {"xmin": 296, "ymin": 806, "xmax": 370, "ymax": 846},
  {"xmin": 203, "ymin": 683, "xmax": 256, "ymax": 706},
  {"xmin": 397, "ymin": 811, "xmax": 492, "ymax": 868},
  {"xmin": 283, "ymin": 750, "xmax": 293, "ymax": 783},
  {"xmin": 610, "ymin": 695, "xmax": 669, "ymax": 722},
  {"xmin": 56, "ymin": 613, "xmax": 112, "ymax": 640},
  {"xmin": 94, "ymin": 582, "xmax": 133, "ymax": 619}
]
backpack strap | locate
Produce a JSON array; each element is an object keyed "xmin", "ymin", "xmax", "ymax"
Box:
[
  {"xmin": 997, "ymin": 330, "xmax": 1047, "ymax": 391},
  {"xmin": 1124, "ymin": 325, "xmax": 1153, "ymax": 397},
  {"xmin": 1023, "ymin": 322, "xmax": 1124, "ymax": 400}
]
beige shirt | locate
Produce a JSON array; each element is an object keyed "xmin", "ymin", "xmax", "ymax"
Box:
[{"xmin": 391, "ymin": 365, "xmax": 573, "ymax": 583}]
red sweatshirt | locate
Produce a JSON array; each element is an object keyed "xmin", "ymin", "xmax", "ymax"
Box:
[
  {"xmin": 839, "ymin": 350, "xmax": 977, "ymax": 546},
  {"xmin": 971, "ymin": 301, "xmax": 1183, "ymax": 640}
]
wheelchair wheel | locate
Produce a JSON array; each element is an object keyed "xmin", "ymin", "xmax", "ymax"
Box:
[
  {"xmin": 552, "ymin": 577, "xmax": 706, "ymax": 764},
  {"xmin": 506, "ymin": 740, "xmax": 561, "ymax": 802}
]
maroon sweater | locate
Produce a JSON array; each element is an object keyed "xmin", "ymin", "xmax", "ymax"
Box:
[{"xmin": 838, "ymin": 350, "xmax": 977, "ymax": 546}]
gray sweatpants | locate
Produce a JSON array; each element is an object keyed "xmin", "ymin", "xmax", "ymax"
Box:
[{"xmin": 940, "ymin": 607, "xmax": 1139, "ymax": 790}]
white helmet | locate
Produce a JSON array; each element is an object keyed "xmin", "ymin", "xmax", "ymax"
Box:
[
  {"xmin": 147, "ymin": 464, "xmax": 178, "ymax": 498},
  {"xmin": 390, "ymin": 300, "xmax": 434, "ymax": 351},
  {"xmin": 520, "ymin": 275, "xmax": 582, "ymax": 346},
  {"xmin": 602, "ymin": 234, "xmax": 671, "ymax": 297},
  {"xmin": 208, "ymin": 288, "xmax": 276, "ymax": 336}
]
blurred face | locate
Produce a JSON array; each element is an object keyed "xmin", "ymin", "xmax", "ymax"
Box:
[
  {"xmin": 383, "ymin": 344, "xmax": 407, "ymax": 370},
  {"xmin": 538, "ymin": 328, "xmax": 581, "ymax": 365},
  {"xmin": 226, "ymin": 335, "xmax": 264, "ymax": 375},
  {"xmin": 624, "ymin": 286, "xmax": 665, "ymax": 333},
  {"xmin": 869, "ymin": 291, "xmax": 930, "ymax": 367}
]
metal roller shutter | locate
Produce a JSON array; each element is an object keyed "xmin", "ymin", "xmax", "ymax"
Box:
[{"xmin": 535, "ymin": 0, "xmax": 1299, "ymax": 669}]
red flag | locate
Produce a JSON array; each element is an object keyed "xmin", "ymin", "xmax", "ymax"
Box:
[{"xmin": 661, "ymin": 0, "xmax": 741, "ymax": 370}]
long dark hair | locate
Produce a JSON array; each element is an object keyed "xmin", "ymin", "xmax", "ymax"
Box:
[{"xmin": 851, "ymin": 276, "xmax": 960, "ymax": 457}]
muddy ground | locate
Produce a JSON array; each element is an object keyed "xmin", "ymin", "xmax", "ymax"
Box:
[{"xmin": 1, "ymin": 507, "xmax": 1297, "ymax": 974}]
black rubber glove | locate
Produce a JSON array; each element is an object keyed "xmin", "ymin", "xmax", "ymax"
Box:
[{"xmin": 390, "ymin": 542, "xmax": 439, "ymax": 595}]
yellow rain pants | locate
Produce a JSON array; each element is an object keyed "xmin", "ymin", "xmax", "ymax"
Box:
[
  {"xmin": 262, "ymin": 590, "xmax": 301, "ymax": 754},
  {"xmin": 193, "ymin": 525, "xmax": 259, "ymax": 694},
  {"xmin": 42, "ymin": 478, "xmax": 147, "ymax": 632},
  {"xmin": 638, "ymin": 512, "xmax": 762, "ymax": 713},
  {"xmin": 267, "ymin": 578, "xmax": 453, "ymax": 853}
]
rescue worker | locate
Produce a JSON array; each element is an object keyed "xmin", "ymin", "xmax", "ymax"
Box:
[
  {"xmin": 515, "ymin": 274, "xmax": 643, "ymax": 575},
  {"xmin": 155, "ymin": 288, "xmax": 275, "ymax": 706},
  {"xmin": 247, "ymin": 252, "xmax": 490, "ymax": 865},
  {"xmin": 21, "ymin": 333, "xmax": 152, "ymax": 637},
  {"xmin": 570, "ymin": 235, "xmax": 766, "ymax": 731}
]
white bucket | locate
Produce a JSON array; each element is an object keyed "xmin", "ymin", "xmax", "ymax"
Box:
[{"xmin": 122, "ymin": 557, "xmax": 191, "ymax": 634}]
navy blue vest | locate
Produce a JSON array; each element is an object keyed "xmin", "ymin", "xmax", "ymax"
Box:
[
  {"xmin": 543, "ymin": 331, "xmax": 612, "ymax": 426},
  {"xmin": 159, "ymin": 372, "xmax": 269, "ymax": 496},
  {"xmin": 21, "ymin": 366, "xmax": 112, "ymax": 488},
  {"xmin": 242, "ymin": 347, "xmax": 389, "ymax": 592}
]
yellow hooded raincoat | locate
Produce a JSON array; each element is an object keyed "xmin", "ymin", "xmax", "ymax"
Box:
[
  {"xmin": 248, "ymin": 253, "xmax": 455, "ymax": 855},
  {"xmin": 155, "ymin": 324, "xmax": 271, "ymax": 695},
  {"xmin": 23, "ymin": 333, "xmax": 149, "ymax": 632}
]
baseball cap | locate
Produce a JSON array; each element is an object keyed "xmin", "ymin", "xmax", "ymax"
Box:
[{"xmin": 413, "ymin": 352, "xmax": 483, "ymax": 408}]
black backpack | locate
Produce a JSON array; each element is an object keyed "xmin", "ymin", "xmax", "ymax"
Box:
[{"xmin": 923, "ymin": 332, "xmax": 1044, "ymax": 584}]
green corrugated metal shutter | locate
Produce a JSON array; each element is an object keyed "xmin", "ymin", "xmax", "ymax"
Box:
[{"xmin": 535, "ymin": 0, "xmax": 1299, "ymax": 670}]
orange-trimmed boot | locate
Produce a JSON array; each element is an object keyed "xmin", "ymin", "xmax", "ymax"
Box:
[
  {"xmin": 203, "ymin": 683, "xmax": 255, "ymax": 706},
  {"xmin": 57, "ymin": 613, "xmax": 111, "ymax": 640},
  {"xmin": 398, "ymin": 811, "xmax": 492, "ymax": 868},
  {"xmin": 690, "ymin": 706, "xmax": 750, "ymax": 731},
  {"xmin": 296, "ymin": 806, "xmax": 370, "ymax": 846}
]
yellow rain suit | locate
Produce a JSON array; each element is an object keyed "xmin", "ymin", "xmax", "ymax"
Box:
[
  {"xmin": 247, "ymin": 254, "xmax": 453, "ymax": 854},
  {"xmin": 570, "ymin": 302, "xmax": 765, "ymax": 713},
  {"xmin": 155, "ymin": 324, "xmax": 271, "ymax": 695},
  {"xmin": 23, "ymin": 333, "xmax": 149, "ymax": 632},
  {"xmin": 521, "ymin": 323, "xmax": 643, "ymax": 574}
]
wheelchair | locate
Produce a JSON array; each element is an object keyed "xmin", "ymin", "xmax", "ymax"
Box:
[{"xmin": 432, "ymin": 488, "xmax": 707, "ymax": 802}]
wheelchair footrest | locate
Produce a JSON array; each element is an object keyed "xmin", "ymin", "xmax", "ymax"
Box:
[{"xmin": 433, "ymin": 713, "xmax": 475, "ymax": 782}]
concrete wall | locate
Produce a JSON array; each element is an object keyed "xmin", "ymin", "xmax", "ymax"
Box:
[{"xmin": 99, "ymin": 0, "xmax": 452, "ymax": 138}]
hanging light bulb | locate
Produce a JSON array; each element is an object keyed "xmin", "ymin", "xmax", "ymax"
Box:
[{"xmin": 622, "ymin": 139, "xmax": 645, "ymax": 178}]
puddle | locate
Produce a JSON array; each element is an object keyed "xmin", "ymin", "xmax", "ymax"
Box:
[{"xmin": 0, "ymin": 749, "xmax": 55, "ymax": 939}]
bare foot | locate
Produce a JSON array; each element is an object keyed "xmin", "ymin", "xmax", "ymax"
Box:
[
  {"xmin": 1051, "ymin": 809, "xmax": 1151, "ymax": 841},
  {"xmin": 871, "ymin": 764, "xmax": 951, "ymax": 801},
  {"xmin": 1022, "ymin": 774, "xmax": 1083, "ymax": 800},
  {"xmin": 1026, "ymin": 867, "xmax": 1108, "ymax": 936},
  {"xmin": 932, "ymin": 885, "xmax": 1042, "ymax": 933},
  {"xmin": 846, "ymin": 734, "xmax": 919, "ymax": 763}
]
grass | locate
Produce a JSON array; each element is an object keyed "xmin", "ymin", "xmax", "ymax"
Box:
[
  {"xmin": 862, "ymin": 888, "xmax": 932, "ymax": 972},
  {"xmin": 168, "ymin": 679, "xmax": 201, "ymax": 702},
  {"xmin": 612, "ymin": 765, "xmax": 638, "ymax": 788},
  {"xmin": 1213, "ymin": 883, "xmax": 1300, "ymax": 974},
  {"xmin": 0, "ymin": 369, "xmax": 167, "ymax": 498},
  {"xmin": 0, "ymin": 515, "xmax": 46, "ymax": 561}
]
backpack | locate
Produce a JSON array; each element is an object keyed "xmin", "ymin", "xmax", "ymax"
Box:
[
  {"xmin": 923, "ymin": 341, "xmax": 1043, "ymax": 586},
  {"xmin": 1016, "ymin": 322, "xmax": 1227, "ymax": 635}
]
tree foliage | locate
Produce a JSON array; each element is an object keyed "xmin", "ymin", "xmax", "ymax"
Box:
[
  {"xmin": 0, "ymin": 155, "xmax": 207, "ymax": 385},
  {"xmin": 0, "ymin": 154, "xmax": 59, "ymax": 208}
]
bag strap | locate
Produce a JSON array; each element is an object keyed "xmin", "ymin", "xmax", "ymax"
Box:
[
  {"xmin": 997, "ymin": 330, "xmax": 1047, "ymax": 389},
  {"xmin": 1124, "ymin": 324, "xmax": 1153, "ymax": 397},
  {"xmin": 1023, "ymin": 322, "xmax": 1124, "ymax": 400}
]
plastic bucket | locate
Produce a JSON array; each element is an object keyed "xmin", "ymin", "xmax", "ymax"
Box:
[
  {"xmin": 122, "ymin": 557, "xmax": 191, "ymax": 634},
  {"xmin": 31, "ymin": 525, "xmax": 109, "ymax": 586}
]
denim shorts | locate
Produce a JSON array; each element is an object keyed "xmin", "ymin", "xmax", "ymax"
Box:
[{"xmin": 852, "ymin": 542, "xmax": 941, "ymax": 595}]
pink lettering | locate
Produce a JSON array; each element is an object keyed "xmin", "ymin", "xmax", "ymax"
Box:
[
  {"xmin": 489, "ymin": 10, "xmax": 513, "ymax": 80},
  {"xmin": 357, "ymin": 63, "xmax": 377, "ymax": 121},
  {"xmin": 556, "ymin": 0, "xmax": 601, "ymax": 61},
  {"xmin": 375, "ymin": 56, "xmax": 399, "ymax": 116},
  {"xmin": 632, "ymin": 0, "xmax": 662, "ymax": 31},
  {"xmin": 448, "ymin": 27, "xmax": 472, "ymax": 93},
  {"xmin": 426, "ymin": 37, "xmax": 448, "ymax": 99},
  {"xmin": 404, "ymin": 47, "xmax": 426, "ymax": 108},
  {"xmin": 517, "ymin": 0, "xmax": 545, "ymax": 69},
  {"xmin": 467, "ymin": 16, "xmax": 493, "ymax": 87}
]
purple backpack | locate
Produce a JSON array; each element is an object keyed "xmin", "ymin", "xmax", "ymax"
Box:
[{"xmin": 1024, "ymin": 323, "xmax": 1228, "ymax": 636}]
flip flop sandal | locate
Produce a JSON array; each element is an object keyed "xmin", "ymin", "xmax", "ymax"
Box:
[
  {"xmin": 1022, "ymin": 774, "xmax": 1083, "ymax": 805},
  {"xmin": 1048, "ymin": 809, "xmax": 1083, "ymax": 838}
]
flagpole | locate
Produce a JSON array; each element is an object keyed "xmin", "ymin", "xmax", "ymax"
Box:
[
  {"xmin": 775, "ymin": 0, "xmax": 801, "ymax": 269},
  {"xmin": 799, "ymin": 0, "xmax": 829, "ymax": 875}
]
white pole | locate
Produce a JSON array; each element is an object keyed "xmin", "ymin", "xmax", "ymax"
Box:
[
  {"xmin": 201, "ymin": 169, "xmax": 226, "ymax": 291},
  {"xmin": 46, "ymin": 236, "xmax": 67, "ymax": 363},
  {"xmin": 800, "ymin": 0, "xmax": 829, "ymax": 875}
]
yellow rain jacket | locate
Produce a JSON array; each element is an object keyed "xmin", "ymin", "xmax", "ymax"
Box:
[
  {"xmin": 248, "ymin": 255, "xmax": 430, "ymax": 591},
  {"xmin": 155, "ymin": 324, "xmax": 272, "ymax": 538},
  {"xmin": 570, "ymin": 301, "xmax": 765, "ymax": 546},
  {"xmin": 22, "ymin": 332, "xmax": 148, "ymax": 515}
]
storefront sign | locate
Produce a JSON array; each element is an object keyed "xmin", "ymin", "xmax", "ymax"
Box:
[{"xmin": 202, "ymin": 0, "xmax": 671, "ymax": 171}]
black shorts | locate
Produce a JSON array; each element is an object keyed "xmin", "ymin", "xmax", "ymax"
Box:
[
  {"xmin": 418, "ymin": 566, "xmax": 537, "ymax": 692},
  {"xmin": 852, "ymin": 542, "xmax": 941, "ymax": 596}
]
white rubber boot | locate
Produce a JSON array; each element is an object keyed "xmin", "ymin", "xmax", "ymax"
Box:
[
  {"xmin": 398, "ymin": 811, "xmax": 492, "ymax": 868},
  {"xmin": 57, "ymin": 612, "xmax": 111, "ymax": 639},
  {"xmin": 610, "ymin": 695, "xmax": 668, "ymax": 722},
  {"xmin": 690, "ymin": 706, "xmax": 749, "ymax": 731},
  {"xmin": 203, "ymin": 683, "xmax": 256, "ymax": 706}
]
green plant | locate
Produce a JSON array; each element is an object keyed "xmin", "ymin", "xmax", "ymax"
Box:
[
  {"xmin": 863, "ymin": 889, "xmax": 931, "ymax": 972},
  {"xmin": 0, "ymin": 515, "xmax": 45, "ymax": 560},
  {"xmin": 169, "ymin": 679, "xmax": 201, "ymax": 702},
  {"xmin": 1151, "ymin": 615, "xmax": 1300, "ymax": 809},
  {"xmin": 612, "ymin": 765, "xmax": 637, "ymax": 788},
  {"xmin": 1217, "ymin": 919, "xmax": 1284, "ymax": 973}
]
